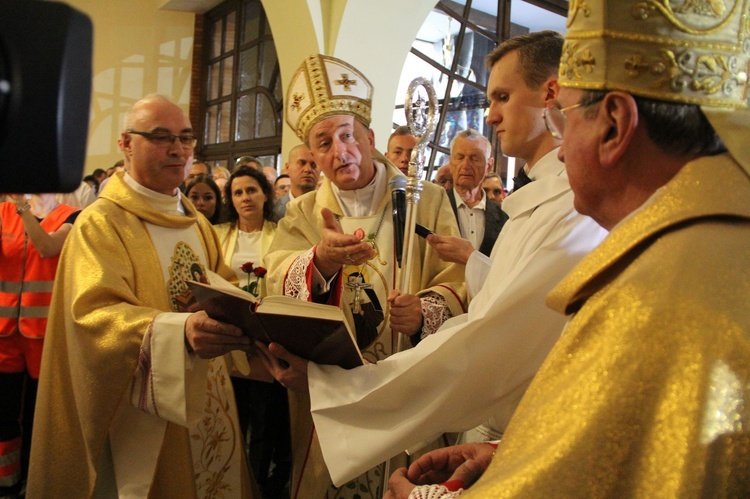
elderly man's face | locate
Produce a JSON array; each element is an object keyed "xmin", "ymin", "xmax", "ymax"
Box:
[
  {"xmin": 449, "ymin": 136, "xmax": 491, "ymax": 193},
  {"xmin": 435, "ymin": 165, "xmax": 453, "ymax": 190},
  {"xmin": 121, "ymin": 99, "xmax": 193, "ymax": 195},
  {"xmin": 287, "ymin": 146, "xmax": 319, "ymax": 195},
  {"xmin": 556, "ymin": 87, "xmax": 603, "ymax": 221},
  {"xmin": 385, "ymin": 134, "xmax": 419, "ymax": 175},
  {"xmin": 307, "ymin": 115, "xmax": 375, "ymax": 191}
]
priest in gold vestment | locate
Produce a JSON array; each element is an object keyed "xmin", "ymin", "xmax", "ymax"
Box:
[
  {"xmin": 27, "ymin": 96, "xmax": 258, "ymax": 498},
  {"xmin": 384, "ymin": 2, "xmax": 750, "ymax": 497},
  {"xmin": 262, "ymin": 55, "xmax": 467, "ymax": 499}
]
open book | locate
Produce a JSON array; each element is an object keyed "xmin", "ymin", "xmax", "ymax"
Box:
[{"xmin": 187, "ymin": 270, "xmax": 364, "ymax": 370}]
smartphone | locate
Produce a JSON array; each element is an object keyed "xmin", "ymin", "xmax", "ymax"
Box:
[{"xmin": 415, "ymin": 224, "xmax": 434, "ymax": 238}]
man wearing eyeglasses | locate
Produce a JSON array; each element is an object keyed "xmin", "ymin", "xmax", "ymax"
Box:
[
  {"xmin": 28, "ymin": 95, "xmax": 257, "ymax": 497},
  {"xmin": 385, "ymin": 0, "xmax": 750, "ymax": 495}
]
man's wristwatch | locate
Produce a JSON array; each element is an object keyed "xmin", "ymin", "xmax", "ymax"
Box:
[{"xmin": 15, "ymin": 203, "xmax": 31, "ymax": 215}]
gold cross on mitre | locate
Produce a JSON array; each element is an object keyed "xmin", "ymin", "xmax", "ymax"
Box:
[
  {"xmin": 335, "ymin": 73, "xmax": 357, "ymax": 91},
  {"xmin": 290, "ymin": 92, "xmax": 305, "ymax": 111}
]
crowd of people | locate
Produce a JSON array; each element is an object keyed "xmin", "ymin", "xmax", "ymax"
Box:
[{"xmin": 2, "ymin": 2, "xmax": 748, "ymax": 498}]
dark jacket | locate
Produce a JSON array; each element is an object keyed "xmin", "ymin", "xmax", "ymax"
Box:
[{"xmin": 446, "ymin": 188, "xmax": 508, "ymax": 257}]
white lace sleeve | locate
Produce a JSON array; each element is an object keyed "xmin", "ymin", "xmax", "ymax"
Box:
[
  {"xmin": 284, "ymin": 247, "xmax": 315, "ymax": 301},
  {"xmin": 408, "ymin": 484, "xmax": 463, "ymax": 499},
  {"xmin": 420, "ymin": 291, "xmax": 452, "ymax": 339}
]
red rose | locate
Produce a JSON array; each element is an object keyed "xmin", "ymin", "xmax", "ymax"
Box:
[
  {"xmin": 253, "ymin": 267, "xmax": 267, "ymax": 278},
  {"xmin": 241, "ymin": 262, "xmax": 254, "ymax": 274},
  {"xmin": 353, "ymin": 228, "xmax": 365, "ymax": 240}
]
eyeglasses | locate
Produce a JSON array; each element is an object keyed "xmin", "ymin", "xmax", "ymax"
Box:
[
  {"xmin": 543, "ymin": 91, "xmax": 610, "ymax": 139},
  {"xmin": 543, "ymin": 103, "xmax": 584, "ymax": 140},
  {"xmin": 128, "ymin": 130, "xmax": 197, "ymax": 149}
]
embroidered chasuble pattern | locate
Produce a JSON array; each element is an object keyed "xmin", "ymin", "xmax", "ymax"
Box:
[
  {"xmin": 26, "ymin": 172, "xmax": 255, "ymax": 499},
  {"xmin": 169, "ymin": 241, "xmax": 241, "ymax": 497},
  {"xmin": 132, "ymin": 234, "xmax": 244, "ymax": 497},
  {"xmin": 327, "ymin": 211, "xmax": 391, "ymax": 499}
]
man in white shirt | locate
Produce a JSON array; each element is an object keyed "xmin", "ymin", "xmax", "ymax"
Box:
[{"xmin": 443, "ymin": 129, "xmax": 507, "ymax": 259}]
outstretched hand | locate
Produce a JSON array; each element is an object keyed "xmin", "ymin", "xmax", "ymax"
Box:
[
  {"xmin": 426, "ymin": 234, "xmax": 474, "ymax": 265},
  {"xmin": 185, "ymin": 310, "xmax": 251, "ymax": 359},
  {"xmin": 255, "ymin": 341, "xmax": 310, "ymax": 393},
  {"xmin": 384, "ymin": 443, "xmax": 495, "ymax": 499},
  {"xmin": 407, "ymin": 442, "xmax": 494, "ymax": 488},
  {"xmin": 314, "ymin": 207, "xmax": 376, "ymax": 279}
]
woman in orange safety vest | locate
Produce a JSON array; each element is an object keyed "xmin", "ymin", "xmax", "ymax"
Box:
[{"xmin": 0, "ymin": 193, "xmax": 79, "ymax": 497}]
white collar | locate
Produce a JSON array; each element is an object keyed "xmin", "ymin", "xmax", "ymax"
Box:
[
  {"xmin": 124, "ymin": 173, "xmax": 185, "ymax": 216},
  {"xmin": 331, "ymin": 161, "xmax": 387, "ymax": 217},
  {"xmin": 453, "ymin": 187, "xmax": 487, "ymax": 211}
]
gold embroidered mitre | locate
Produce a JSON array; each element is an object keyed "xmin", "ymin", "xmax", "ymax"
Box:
[
  {"xmin": 560, "ymin": 0, "xmax": 750, "ymax": 175},
  {"xmin": 285, "ymin": 54, "xmax": 374, "ymax": 143},
  {"xmin": 559, "ymin": 0, "xmax": 749, "ymax": 107}
]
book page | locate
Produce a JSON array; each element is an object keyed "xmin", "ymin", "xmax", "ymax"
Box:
[
  {"xmin": 200, "ymin": 269, "xmax": 258, "ymax": 303},
  {"xmin": 256, "ymin": 295, "xmax": 343, "ymax": 322}
]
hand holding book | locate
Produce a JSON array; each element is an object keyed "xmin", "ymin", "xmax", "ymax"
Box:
[
  {"xmin": 254, "ymin": 341, "xmax": 310, "ymax": 393},
  {"xmin": 187, "ymin": 270, "xmax": 364, "ymax": 371}
]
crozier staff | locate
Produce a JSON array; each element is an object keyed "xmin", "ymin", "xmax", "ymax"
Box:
[{"xmin": 261, "ymin": 54, "xmax": 467, "ymax": 499}]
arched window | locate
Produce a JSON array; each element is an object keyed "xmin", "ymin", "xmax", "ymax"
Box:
[
  {"xmin": 197, "ymin": 0, "xmax": 282, "ymax": 172},
  {"xmin": 394, "ymin": 0, "xmax": 567, "ymax": 183}
]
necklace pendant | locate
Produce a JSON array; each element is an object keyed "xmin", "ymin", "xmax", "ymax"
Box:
[{"xmin": 345, "ymin": 273, "xmax": 373, "ymax": 315}]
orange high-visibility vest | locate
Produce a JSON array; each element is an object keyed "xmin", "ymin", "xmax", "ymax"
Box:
[
  {"xmin": 0, "ymin": 202, "xmax": 78, "ymax": 338},
  {"xmin": 0, "ymin": 437, "xmax": 21, "ymax": 488}
]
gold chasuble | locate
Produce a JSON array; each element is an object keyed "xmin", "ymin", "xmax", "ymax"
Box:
[
  {"xmin": 27, "ymin": 173, "xmax": 257, "ymax": 498},
  {"xmin": 462, "ymin": 154, "xmax": 750, "ymax": 497},
  {"xmin": 265, "ymin": 159, "xmax": 466, "ymax": 498}
]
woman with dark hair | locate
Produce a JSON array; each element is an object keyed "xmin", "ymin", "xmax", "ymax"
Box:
[
  {"xmin": 185, "ymin": 174, "xmax": 223, "ymax": 225},
  {"xmin": 214, "ymin": 166, "xmax": 289, "ymax": 496},
  {"xmin": 214, "ymin": 166, "xmax": 275, "ymax": 279}
]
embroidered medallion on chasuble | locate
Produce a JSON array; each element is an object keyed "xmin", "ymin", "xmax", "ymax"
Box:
[
  {"xmin": 559, "ymin": 0, "xmax": 750, "ymax": 175},
  {"xmin": 338, "ymin": 208, "xmax": 393, "ymax": 358},
  {"xmin": 285, "ymin": 54, "xmax": 374, "ymax": 143}
]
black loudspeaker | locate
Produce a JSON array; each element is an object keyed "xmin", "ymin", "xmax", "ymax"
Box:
[{"xmin": 0, "ymin": 0, "xmax": 92, "ymax": 193}]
